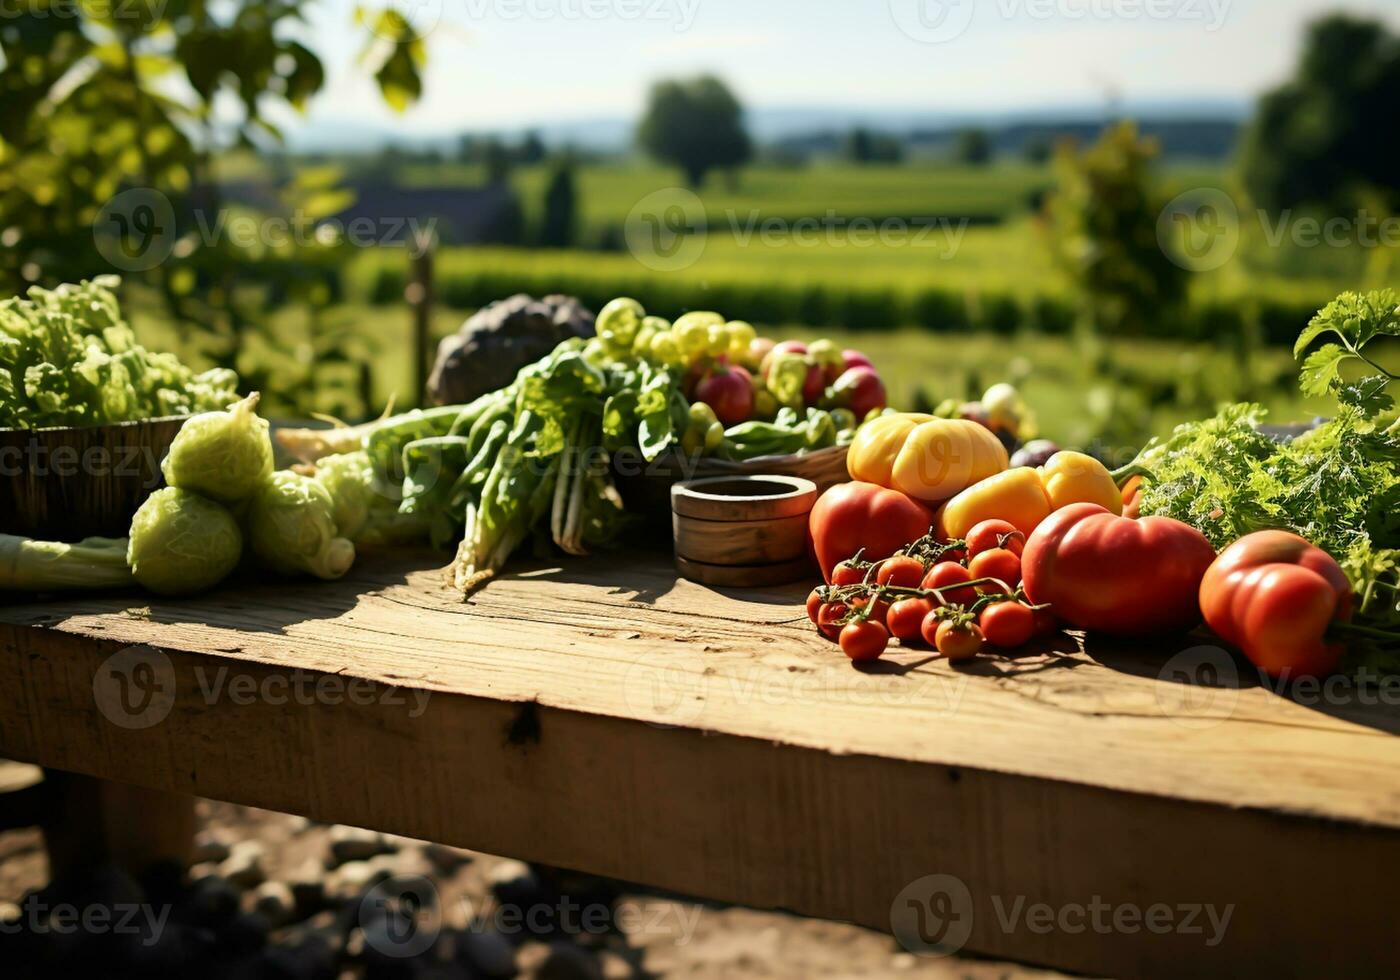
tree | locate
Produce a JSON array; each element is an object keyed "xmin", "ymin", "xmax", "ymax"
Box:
[
  {"xmin": 952, "ymin": 128, "xmax": 992, "ymax": 166},
  {"xmin": 1240, "ymin": 14, "xmax": 1400, "ymax": 213},
  {"xmin": 847, "ymin": 128, "xmax": 875, "ymax": 163},
  {"xmin": 539, "ymin": 160, "xmax": 577, "ymax": 248},
  {"xmin": 518, "ymin": 130, "xmax": 547, "ymax": 165},
  {"xmin": 845, "ymin": 128, "xmax": 905, "ymax": 165},
  {"xmin": 637, "ymin": 75, "xmax": 752, "ymax": 187},
  {"xmin": 481, "ymin": 139, "xmax": 513, "ymax": 185},
  {"xmin": 1023, "ymin": 137, "xmax": 1053, "ymax": 166},
  {"xmin": 1043, "ymin": 122, "xmax": 1187, "ymax": 334},
  {"xmin": 0, "ymin": 1, "xmax": 426, "ymax": 417}
]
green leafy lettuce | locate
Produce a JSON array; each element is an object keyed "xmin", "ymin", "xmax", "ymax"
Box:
[{"xmin": 0, "ymin": 277, "xmax": 239, "ymax": 429}]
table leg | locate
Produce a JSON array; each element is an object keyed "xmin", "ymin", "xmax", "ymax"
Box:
[{"xmin": 39, "ymin": 770, "xmax": 196, "ymax": 881}]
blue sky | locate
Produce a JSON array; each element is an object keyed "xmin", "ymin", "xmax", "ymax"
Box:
[{"xmin": 283, "ymin": 0, "xmax": 1400, "ymax": 136}]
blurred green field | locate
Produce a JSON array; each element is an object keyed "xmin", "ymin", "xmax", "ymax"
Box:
[
  {"xmin": 339, "ymin": 154, "xmax": 1392, "ymax": 338},
  {"xmin": 402, "ymin": 160, "xmax": 1056, "ymax": 234}
]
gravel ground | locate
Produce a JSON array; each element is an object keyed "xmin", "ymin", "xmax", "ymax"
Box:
[{"xmin": 0, "ymin": 797, "xmax": 1068, "ymax": 979}]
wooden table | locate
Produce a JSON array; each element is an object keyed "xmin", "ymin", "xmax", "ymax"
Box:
[{"xmin": 2, "ymin": 549, "xmax": 1397, "ymax": 978}]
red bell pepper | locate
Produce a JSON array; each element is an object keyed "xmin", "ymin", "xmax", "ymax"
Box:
[
  {"xmin": 1022, "ymin": 502, "xmax": 1217, "ymax": 635},
  {"xmin": 1199, "ymin": 530, "xmax": 1352, "ymax": 679}
]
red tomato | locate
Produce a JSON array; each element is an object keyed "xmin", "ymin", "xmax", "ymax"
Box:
[
  {"xmin": 887, "ymin": 597, "xmax": 934, "ymax": 641},
  {"xmin": 934, "ymin": 620, "xmax": 983, "ymax": 662},
  {"xmin": 919, "ymin": 608, "xmax": 942, "ymax": 647},
  {"xmin": 979, "ymin": 602, "xmax": 1035, "ymax": 648},
  {"xmin": 876, "ymin": 555, "xmax": 925, "ymax": 589},
  {"xmin": 968, "ymin": 548, "xmax": 1022, "ymax": 591},
  {"xmin": 831, "ymin": 560, "xmax": 868, "ymax": 586},
  {"xmin": 840, "ymin": 620, "xmax": 889, "ymax": 661},
  {"xmin": 1032, "ymin": 606, "xmax": 1059, "ymax": 637},
  {"xmin": 694, "ymin": 364, "xmax": 754, "ymax": 426},
  {"xmin": 806, "ymin": 588, "xmax": 824, "ymax": 624},
  {"xmin": 965, "ymin": 519, "xmax": 1025, "ymax": 557},
  {"xmin": 1022, "ymin": 503, "xmax": 1217, "ymax": 635},
  {"xmin": 1199, "ymin": 530, "xmax": 1352, "ymax": 679},
  {"xmin": 809, "ymin": 482, "xmax": 935, "ymax": 583},
  {"xmin": 817, "ymin": 602, "xmax": 848, "ymax": 640},
  {"xmin": 921, "ymin": 561, "xmax": 977, "ymax": 607}
]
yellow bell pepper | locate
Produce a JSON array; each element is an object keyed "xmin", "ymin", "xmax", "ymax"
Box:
[
  {"xmin": 1039, "ymin": 450, "xmax": 1122, "ymax": 515},
  {"xmin": 848, "ymin": 413, "xmax": 1007, "ymax": 503},
  {"xmin": 937, "ymin": 451, "xmax": 1123, "ymax": 540},
  {"xmin": 937, "ymin": 467, "xmax": 1051, "ymax": 539}
]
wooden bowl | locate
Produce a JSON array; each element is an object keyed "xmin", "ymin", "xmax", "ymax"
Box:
[
  {"xmin": 671, "ymin": 475, "xmax": 818, "ymax": 587},
  {"xmin": 0, "ymin": 416, "xmax": 186, "ymax": 541}
]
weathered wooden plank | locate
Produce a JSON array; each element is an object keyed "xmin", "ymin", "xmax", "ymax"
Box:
[{"xmin": 1, "ymin": 549, "xmax": 1397, "ymax": 977}]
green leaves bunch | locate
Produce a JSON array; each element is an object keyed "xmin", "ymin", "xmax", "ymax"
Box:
[
  {"xmin": 1130, "ymin": 289, "xmax": 1400, "ymax": 649},
  {"xmin": 0, "ymin": 276, "xmax": 238, "ymax": 428}
]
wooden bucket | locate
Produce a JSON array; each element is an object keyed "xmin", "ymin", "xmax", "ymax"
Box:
[{"xmin": 0, "ymin": 416, "xmax": 186, "ymax": 540}]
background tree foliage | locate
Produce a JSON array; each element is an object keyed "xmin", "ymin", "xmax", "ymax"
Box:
[
  {"xmin": 952, "ymin": 128, "xmax": 992, "ymax": 167},
  {"xmin": 1240, "ymin": 13, "xmax": 1400, "ymax": 214},
  {"xmin": 0, "ymin": 0, "xmax": 425, "ymax": 412},
  {"xmin": 637, "ymin": 75, "xmax": 752, "ymax": 188},
  {"xmin": 1042, "ymin": 122, "xmax": 1187, "ymax": 334}
]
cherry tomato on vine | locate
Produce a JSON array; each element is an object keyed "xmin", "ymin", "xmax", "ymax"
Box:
[
  {"xmin": 817, "ymin": 602, "xmax": 848, "ymax": 640},
  {"xmin": 840, "ymin": 620, "xmax": 889, "ymax": 662},
  {"xmin": 887, "ymin": 597, "xmax": 934, "ymax": 641},
  {"xmin": 876, "ymin": 555, "xmax": 926, "ymax": 590},
  {"xmin": 831, "ymin": 560, "xmax": 867, "ymax": 586},
  {"xmin": 968, "ymin": 548, "xmax": 1022, "ymax": 591},
  {"xmin": 921, "ymin": 561, "xmax": 976, "ymax": 606},
  {"xmin": 934, "ymin": 620, "xmax": 984, "ymax": 662},
  {"xmin": 806, "ymin": 589, "xmax": 824, "ymax": 624},
  {"xmin": 965, "ymin": 519, "xmax": 1025, "ymax": 558},
  {"xmin": 850, "ymin": 595, "xmax": 889, "ymax": 627},
  {"xmin": 979, "ymin": 602, "xmax": 1035, "ymax": 648}
]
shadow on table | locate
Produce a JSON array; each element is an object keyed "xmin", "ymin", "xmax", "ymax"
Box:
[
  {"xmin": 2, "ymin": 548, "xmax": 447, "ymax": 639},
  {"xmin": 1082, "ymin": 630, "xmax": 1400, "ymax": 737},
  {"xmin": 501, "ymin": 550, "xmax": 813, "ymax": 609}
]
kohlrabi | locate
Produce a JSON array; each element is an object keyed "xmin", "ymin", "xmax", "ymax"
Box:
[
  {"xmin": 248, "ymin": 471, "xmax": 355, "ymax": 579},
  {"xmin": 127, "ymin": 487, "xmax": 243, "ymax": 595},
  {"xmin": 161, "ymin": 392, "xmax": 273, "ymax": 504}
]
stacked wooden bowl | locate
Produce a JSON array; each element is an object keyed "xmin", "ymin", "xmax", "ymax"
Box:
[{"xmin": 670, "ymin": 475, "xmax": 818, "ymax": 587}]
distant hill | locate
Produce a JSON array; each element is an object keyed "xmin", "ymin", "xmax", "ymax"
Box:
[
  {"xmin": 287, "ymin": 99, "xmax": 1249, "ymax": 158},
  {"xmin": 777, "ymin": 118, "xmax": 1241, "ymax": 161}
]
